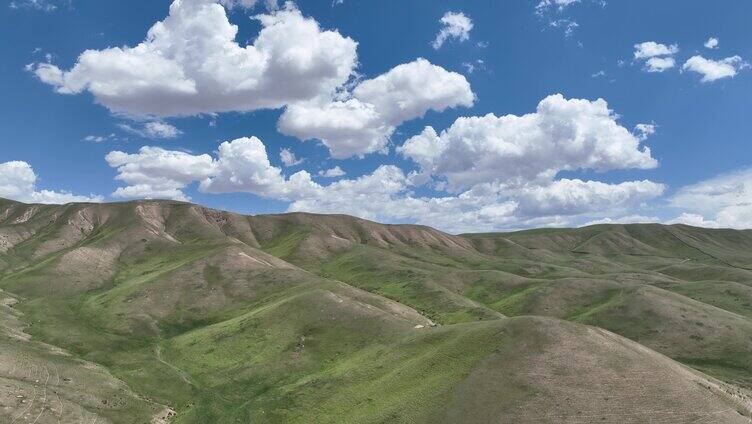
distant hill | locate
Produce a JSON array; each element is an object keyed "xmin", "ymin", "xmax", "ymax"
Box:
[{"xmin": 1, "ymin": 197, "xmax": 751, "ymax": 423}]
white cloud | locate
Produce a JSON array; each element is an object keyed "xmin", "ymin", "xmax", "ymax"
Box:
[
  {"xmin": 431, "ymin": 11, "xmax": 473, "ymax": 49},
  {"xmin": 644, "ymin": 56, "xmax": 676, "ymax": 73},
  {"xmin": 32, "ymin": 0, "xmax": 474, "ymax": 162},
  {"xmin": 218, "ymin": 0, "xmax": 257, "ymax": 9},
  {"xmin": 399, "ymin": 94, "xmax": 657, "ymax": 191},
  {"xmin": 352, "ymin": 59, "xmax": 474, "ymax": 126},
  {"xmin": 549, "ymin": 19, "xmax": 579, "ymax": 37},
  {"xmin": 0, "ymin": 161, "xmax": 103, "ymax": 204},
  {"xmin": 106, "ymin": 137, "xmax": 317, "ymax": 202},
  {"xmin": 279, "ymin": 148, "xmax": 304, "ymax": 167},
  {"xmin": 84, "ymin": 133, "xmax": 117, "ymax": 143},
  {"xmin": 278, "ymin": 58, "xmax": 474, "ymax": 158},
  {"xmin": 106, "ymin": 137, "xmax": 321, "ymax": 203},
  {"xmin": 633, "ymin": 41, "xmax": 678, "ymax": 73},
  {"xmin": 633, "ymin": 41, "xmax": 679, "ymax": 59},
  {"xmin": 219, "ymin": 0, "xmax": 280, "ymax": 11},
  {"xmin": 714, "ymin": 205, "xmax": 752, "ymax": 229},
  {"xmin": 118, "ymin": 121, "xmax": 182, "ymax": 139},
  {"xmin": 199, "ymin": 137, "xmax": 296, "ymax": 198},
  {"xmin": 282, "ymin": 166, "xmax": 522, "ymax": 232},
  {"xmin": 513, "ymin": 179, "xmax": 665, "ymax": 217},
  {"xmin": 462, "ymin": 59, "xmax": 485, "ymax": 74},
  {"xmin": 279, "ymin": 99, "xmax": 388, "ymax": 159},
  {"xmin": 9, "ymin": 0, "xmax": 63, "ymax": 12},
  {"xmin": 536, "ymin": 0, "xmax": 603, "ymax": 37},
  {"xmin": 31, "ymin": 1, "xmax": 357, "ymax": 117},
  {"xmin": 682, "ymin": 55, "xmax": 749, "ymax": 82},
  {"xmin": 581, "ymin": 215, "xmax": 659, "ymax": 227},
  {"xmin": 704, "ymin": 37, "xmax": 719, "ymax": 49},
  {"xmin": 285, "ymin": 172, "xmax": 662, "ymax": 233},
  {"xmin": 665, "ymin": 213, "xmax": 720, "ymax": 228},
  {"xmin": 669, "ymin": 168, "xmax": 752, "ymax": 229},
  {"xmin": 105, "ymin": 147, "xmax": 216, "ymax": 201},
  {"xmin": 318, "ymin": 166, "xmax": 346, "ymax": 178},
  {"xmin": 107, "ymin": 123, "xmax": 664, "ymax": 233},
  {"xmin": 634, "ymin": 123, "xmax": 656, "ymax": 141},
  {"xmin": 144, "ymin": 122, "xmax": 181, "ymax": 139},
  {"xmin": 536, "ymin": 0, "xmax": 580, "ymax": 12}
]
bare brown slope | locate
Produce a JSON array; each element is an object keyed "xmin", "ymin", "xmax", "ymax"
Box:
[
  {"xmin": 0, "ymin": 291, "xmax": 167, "ymax": 423},
  {"xmin": 2, "ymin": 198, "xmax": 752, "ymax": 422},
  {"xmin": 436, "ymin": 317, "xmax": 752, "ymax": 424}
]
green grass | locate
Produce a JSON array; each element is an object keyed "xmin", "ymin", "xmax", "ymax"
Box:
[
  {"xmin": 662, "ymin": 281, "xmax": 752, "ymax": 320},
  {"xmin": 676, "ymin": 357, "xmax": 752, "ymax": 389},
  {"xmin": 487, "ymin": 282, "xmax": 548, "ymax": 316},
  {"xmin": 165, "ymin": 319, "xmax": 533, "ymax": 423},
  {"xmin": 2, "ymin": 200, "xmax": 752, "ymax": 422},
  {"xmin": 260, "ymin": 229, "xmax": 310, "ymax": 259},
  {"xmin": 84, "ymin": 242, "xmax": 227, "ymax": 312},
  {"xmin": 567, "ymin": 288, "xmax": 625, "ymax": 322}
]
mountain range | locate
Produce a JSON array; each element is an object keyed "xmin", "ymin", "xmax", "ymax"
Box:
[{"xmin": 0, "ymin": 197, "xmax": 751, "ymax": 423}]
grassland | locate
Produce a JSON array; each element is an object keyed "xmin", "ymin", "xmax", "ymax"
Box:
[{"xmin": 0, "ymin": 198, "xmax": 751, "ymax": 422}]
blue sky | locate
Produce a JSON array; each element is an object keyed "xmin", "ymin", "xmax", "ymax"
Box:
[{"xmin": 1, "ymin": 0, "xmax": 751, "ymax": 232}]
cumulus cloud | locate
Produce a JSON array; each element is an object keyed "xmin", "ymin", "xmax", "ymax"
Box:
[
  {"xmin": 399, "ymin": 94, "xmax": 657, "ymax": 191},
  {"xmin": 668, "ymin": 168, "xmax": 752, "ymax": 229},
  {"xmin": 352, "ymin": 59, "xmax": 474, "ymax": 127},
  {"xmin": 633, "ymin": 41, "xmax": 679, "ymax": 73},
  {"xmin": 30, "ymin": 1, "xmax": 358, "ymax": 117},
  {"xmin": 218, "ymin": 0, "xmax": 258, "ymax": 9},
  {"xmin": 105, "ymin": 147, "xmax": 216, "ymax": 201},
  {"xmin": 278, "ymin": 58, "xmax": 474, "ymax": 158},
  {"xmin": 107, "ymin": 111, "xmax": 664, "ymax": 233},
  {"xmin": 318, "ymin": 166, "xmax": 346, "ymax": 178},
  {"xmin": 279, "ymin": 99, "xmax": 388, "ymax": 159},
  {"xmin": 633, "ymin": 41, "xmax": 679, "ymax": 59},
  {"xmin": 513, "ymin": 179, "xmax": 665, "ymax": 217},
  {"xmin": 107, "ymin": 137, "xmax": 309, "ymax": 201},
  {"xmin": 32, "ymin": 0, "xmax": 475, "ymax": 161},
  {"xmin": 581, "ymin": 215, "xmax": 659, "ymax": 227},
  {"xmin": 634, "ymin": 123, "xmax": 656, "ymax": 141},
  {"xmin": 199, "ymin": 137, "xmax": 301, "ymax": 198},
  {"xmin": 431, "ymin": 11, "xmax": 473, "ymax": 49},
  {"xmin": 286, "ymin": 171, "xmax": 662, "ymax": 233},
  {"xmin": 682, "ymin": 55, "xmax": 749, "ymax": 82},
  {"xmin": 118, "ymin": 121, "xmax": 182, "ymax": 139},
  {"xmin": 665, "ymin": 213, "xmax": 720, "ymax": 228},
  {"xmin": 704, "ymin": 37, "xmax": 719, "ymax": 49},
  {"xmin": 0, "ymin": 161, "xmax": 103, "ymax": 204},
  {"xmin": 217, "ymin": 0, "xmax": 278, "ymax": 10},
  {"xmin": 643, "ymin": 56, "xmax": 676, "ymax": 73},
  {"xmin": 279, "ymin": 148, "xmax": 304, "ymax": 167}
]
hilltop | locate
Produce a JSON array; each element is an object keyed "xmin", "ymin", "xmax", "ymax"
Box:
[{"xmin": 0, "ymin": 197, "xmax": 751, "ymax": 423}]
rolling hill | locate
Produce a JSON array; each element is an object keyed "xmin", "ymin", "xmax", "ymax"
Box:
[{"xmin": 0, "ymin": 197, "xmax": 751, "ymax": 423}]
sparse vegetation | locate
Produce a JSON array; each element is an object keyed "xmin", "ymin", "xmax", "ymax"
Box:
[{"xmin": 1, "ymin": 198, "xmax": 751, "ymax": 422}]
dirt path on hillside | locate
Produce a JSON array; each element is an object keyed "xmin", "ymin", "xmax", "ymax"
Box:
[{"xmin": 154, "ymin": 345, "xmax": 194, "ymax": 387}]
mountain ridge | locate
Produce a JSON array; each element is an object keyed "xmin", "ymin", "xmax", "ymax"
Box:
[{"xmin": 1, "ymin": 197, "xmax": 751, "ymax": 423}]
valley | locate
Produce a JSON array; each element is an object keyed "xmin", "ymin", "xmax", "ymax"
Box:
[{"xmin": 0, "ymin": 198, "xmax": 751, "ymax": 423}]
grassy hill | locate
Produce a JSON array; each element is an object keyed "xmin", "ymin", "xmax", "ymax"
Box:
[{"xmin": 0, "ymin": 197, "xmax": 751, "ymax": 423}]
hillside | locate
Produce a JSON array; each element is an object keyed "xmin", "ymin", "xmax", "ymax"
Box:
[{"xmin": 0, "ymin": 197, "xmax": 751, "ymax": 423}]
